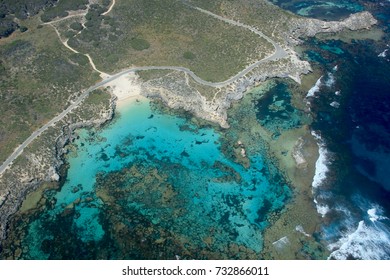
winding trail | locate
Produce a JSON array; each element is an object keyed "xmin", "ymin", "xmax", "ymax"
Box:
[
  {"xmin": 48, "ymin": 24, "xmax": 109, "ymax": 77},
  {"xmin": 99, "ymin": 4, "xmax": 288, "ymax": 87},
  {"xmin": 41, "ymin": 12, "xmax": 86, "ymax": 25},
  {"xmin": 102, "ymin": 0, "xmax": 116, "ymax": 16},
  {"xmin": 49, "ymin": 24, "xmax": 79, "ymax": 54},
  {"xmin": 0, "ymin": 76, "xmax": 122, "ymax": 176},
  {"xmin": 0, "ymin": 2, "xmax": 288, "ymax": 176}
]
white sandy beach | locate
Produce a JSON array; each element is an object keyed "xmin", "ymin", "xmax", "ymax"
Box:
[{"xmin": 104, "ymin": 72, "xmax": 145, "ymax": 107}]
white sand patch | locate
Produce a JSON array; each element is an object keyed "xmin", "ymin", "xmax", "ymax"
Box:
[
  {"xmin": 272, "ymin": 236, "xmax": 290, "ymax": 250},
  {"xmin": 295, "ymin": 225, "xmax": 311, "ymax": 237},
  {"xmin": 104, "ymin": 72, "xmax": 143, "ymax": 105}
]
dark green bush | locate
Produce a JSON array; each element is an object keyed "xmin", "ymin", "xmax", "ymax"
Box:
[
  {"xmin": 69, "ymin": 53, "xmax": 89, "ymax": 66},
  {"xmin": 20, "ymin": 26, "xmax": 28, "ymax": 33},
  {"xmin": 70, "ymin": 22, "xmax": 83, "ymax": 31},
  {"xmin": 65, "ymin": 30, "xmax": 77, "ymax": 38},
  {"xmin": 0, "ymin": 19, "xmax": 18, "ymax": 38},
  {"xmin": 41, "ymin": 0, "xmax": 88, "ymax": 22},
  {"xmin": 183, "ymin": 51, "xmax": 196, "ymax": 60},
  {"xmin": 130, "ymin": 38, "xmax": 150, "ymax": 51}
]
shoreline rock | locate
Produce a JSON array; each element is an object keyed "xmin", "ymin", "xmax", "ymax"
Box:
[
  {"xmin": 286, "ymin": 11, "xmax": 377, "ymax": 45},
  {"xmin": 142, "ymin": 11, "xmax": 377, "ymax": 129},
  {"xmin": 0, "ymin": 95, "xmax": 116, "ymax": 245}
]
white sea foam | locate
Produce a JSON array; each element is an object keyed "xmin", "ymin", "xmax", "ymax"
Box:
[
  {"xmin": 367, "ymin": 207, "xmax": 388, "ymax": 222},
  {"xmin": 311, "ymin": 131, "xmax": 331, "ymax": 218},
  {"xmin": 306, "ymin": 76, "xmax": 323, "ymax": 98},
  {"xmin": 314, "ymin": 200, "xmax": 330, "ymax": 217},
  {"xmin": 328, "ymin": 205, "xmax": 390, "ymax": 260},
  {"xmin": 334, "ymin": 204, "xmax": 353, "ymax": 217},
  {"xmin": 325, "ymin": 72, "xmax": 335, "ymax": 87},
  {"xmin": 324, "ymin": 66, "xmax": 337, "ymax": 87},
  {"xmin": 378, "ymin": 49, "xmax": 388, "ymax": 58},
  {"xmin": 311, "ymin": 131, "xmax": 330, "ymax": 189},
  {"xmin": 328, "ymin": 220, "xmax": 390, "ymax": 259},
  {"xmin": 330, "ymin": 101, "xmax": 340, "ymax": 108},
  {"xmin": 306, "ymin": 71, "xmax": 336, "ymax": 99}
]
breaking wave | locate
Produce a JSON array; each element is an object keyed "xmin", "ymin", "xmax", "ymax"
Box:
[
  {"xmin": 324, "ymin": 72, "xmax": 335, "ymax": 87},
  {"xmin": 311, "ymin": 131, "xmax": 331, "ymax": 217},
  {"xmin": 328, "ymin": 203, "xmax": 390, "ymax": 260},
  {"xmin": 311, "ymin": 130, "xmax": 390, "ymax": 259},
  {"xmin": 306, "ymin": 76, "xmax": 323, "ymax": 98},
  {"xmin": 306, "ymin": 66, "xmax": 337, "ymax": 102}
]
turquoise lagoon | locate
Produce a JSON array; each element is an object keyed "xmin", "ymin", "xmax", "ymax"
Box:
[
  {"xmin": 271, "ymin": 0, "xmax": 363, "ymax": 21},
  {"xmin": 18, "ymin": 97, "xmax": 290, "ymax": 259}
]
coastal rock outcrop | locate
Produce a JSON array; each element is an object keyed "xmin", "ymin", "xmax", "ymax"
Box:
[
  {"xmin": 140, "ymin": 11, "xmax": 377, "ymax": 129},
  {"xmin": 288, "ymin": 12, "xmax": 377, "ymax": 43}
]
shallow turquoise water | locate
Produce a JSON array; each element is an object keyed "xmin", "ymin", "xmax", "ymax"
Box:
[
  {"xmin": 271, "ymin": 0, "xmax": 363, "ymax": 21},
  {"xmin": 19, "ymin": 98, "xmax": 290, "ymax": 259}
]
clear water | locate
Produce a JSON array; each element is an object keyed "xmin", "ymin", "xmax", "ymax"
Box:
[
  {"xmin": 2, "ymin": 0, "xmax": 389, "ymax": 260},
  {"xmin": 15, "ymin": 98, "xmax": 290, "ymax": 259},
  {"xmin": 271, "ymin": 0, "xmax": 364, "ymax": 21},
  {"xmin": 254, "ymin": 81, "xmax": 306, "ymax": 138}
]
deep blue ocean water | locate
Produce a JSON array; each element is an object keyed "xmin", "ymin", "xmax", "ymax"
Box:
[{"xmin": 292, "ymin": 0, "xmax": 390, "ymax": 259}]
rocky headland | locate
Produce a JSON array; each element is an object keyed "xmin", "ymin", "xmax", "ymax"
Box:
[{"xmin": 140, "ymin": 11, "xmax": 377, "ymax": 129}]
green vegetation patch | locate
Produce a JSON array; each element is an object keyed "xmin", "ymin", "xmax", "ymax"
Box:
[
  {"xmin": 41, "ymin": 0, "xmax": 89, "ymax": 23},
  {"xmin": 70, "ymin": 22, "xmax": 83, "ymax": 31},
  {"xmin": 69, "ymin": 53, "xmax": 89, "ymax": 66},
  {"xmin": 130, "ymin": 38, "xmax": 150, "ymax": 51},
  {"xmin": 0, "ymin": 0, "xmax": 62, "ymax": 37},
  {"xmin": 187, "ymin": 0, "xmax": 296, "ymax": 44},
  {"xmin": 85, "ymin": 89, "xmax": 111, "ymax": 106},
  {"xmin": 65, "ymin": 30, "xmax": 77, "ymax": 38},
  {"xmin": 70, "ymin": 0, "xmax": 273, "ymax": 82},
  {"xmin": 19, "ymin": 26, "xmax": 28, "ymax": 33},
  {"xmin": 137, "ymin": 69, "xmax": 173, "ymax": 82},
  {"xmin": 0, "ymin": 25, "xmax": 99, "ymax": 163},
  {"xmin": 0, "ymin": 0, "xmax": 57, "ymax": 20},
  {"xmin": 183, "ymin": 51, "xmax": 196, "ymax": 60},
  {"xmin": 0, "ymin": 18, "xmax": 19, "ymax": 38}
]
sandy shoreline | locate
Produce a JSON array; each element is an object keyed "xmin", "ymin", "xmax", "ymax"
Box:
[{"xmin": 103, "ymin": 72, "xmax": 145, "ymax": 108}]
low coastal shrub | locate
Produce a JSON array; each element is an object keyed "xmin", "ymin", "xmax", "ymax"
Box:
[
  {"xmin": 70, "ymin": 22, "xmax": 83, "ymax": 31},
  {"xmin": 130, "ymin": 38, "xmax": 150, "ymax": 51},
  {"xmin": 183, "ymin": 51, "xmax": 196, "ymax": 60}
]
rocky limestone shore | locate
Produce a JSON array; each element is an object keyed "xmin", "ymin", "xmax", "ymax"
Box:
[
  {"xmin": 287, "ymin": 11, "xmax": 377, "ymax": 44},
  {"xmin": 0, "ymin": 94, "xmax": 116, "ymax": 245},
  {"xmin": 140, "ymin": 11, "xmax": 377, "ymax": 129}
]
